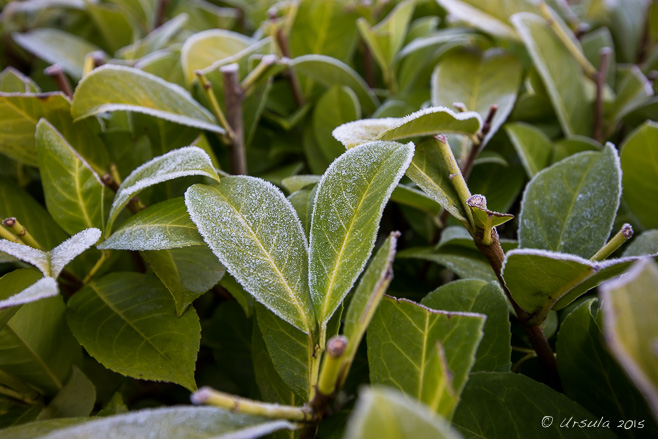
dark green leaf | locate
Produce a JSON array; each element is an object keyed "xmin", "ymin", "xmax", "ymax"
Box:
[{"xmin": 37, "ymin": 366, "xmax": 95, "ymax": 420}]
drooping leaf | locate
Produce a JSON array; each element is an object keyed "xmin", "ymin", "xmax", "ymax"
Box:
[
  {"xmin": 368, "ymin": 296, "xmax": 485, "ymax": 418},
  {"xmin": 600, "ymin": 259, "xmax": 658, "ymax": 419},
  {"xmin": 186, "ymin": 177, "xmax": 315, "ymax": 333},
  {"xmin": 620, "ymin": 122, "xmax": 658, "ymax": 230},
  {"xmin": 106, "ymin": 146, "xmax": 219, "ymax": 233},
  {"xmin": 0, "ymin": 269, "xmax": 45, "ymax": 327},
  {"xmin": 180, "ymin": 29, "xmax": 253, "ymax": 83},
  {"xmin": 512, "ymin": 12, "xmax": 593, "ymax": 136},
  {"xmin": 12, "ymin": 29, "xmax": 100, "ymax": 79},
  {"xmin": 406, "ymin": 138, "xmax": 467, "ymax": 222},
  {"xmin": 519, "ymin": 144, "xmax": 621, "ymax": 258},
  {"xmin": 0, "ymin": 295, "xmax": 81, "ymax": 395},
  {"xmin": 432, "ymin": 49, "xmax": 522, "ymax": 144},
  {"xmin": 255, "ymin": 304, "xmax": 315, "ymax": 400},
  {"xmin": 332, "ymin": 107, "xmax": 481, "ymax": 149},
  {"xmin": 1, "ymin": 406, "xmax": 296, "ymax": 439},
  {"xmin": 453, "ymin": 372, "xmax": 617, "ymax": 439},
  {"xmin": 505, "ymin": 122, "xmax": 553, "ymax": 178},
  {"xmin": 71, "ymin": 65, "xmax": 225, "ymax": 134},
  {"xmin": 66, "ymin": 273, "xmax": 200, "ymax": 391},
  {"xmin": 557, "ymin": 299, "xmax": 658, "ymax": 436},
  {"xmin": 422, "ymin": 280, "xmax": 511, "ymax": 372},
  {"xmin": 141, "ymin": 246, "xmax": 225, "ymax": 316},
  {"xmin": 309, "ymin": 141, "xmax": 414, "ymax": 325},
  {"xmin": 345, "ymin": 386, "xmax": 462, "ymax": 439},
  {"xmin": 0, "ymin": 276, "xmax": 58, "ymax": 311},
  {"xmin": 36, "ymin": 120, "xmax": 104, "ymax": 235},
  {"xmin": 37, "ymin": 366, "xmax": 95, "ymax": 420},
  {"xmin": 100, "ymin": 198, "xmax": 204, "ymax": 251},
  {"xmin": 502, "ymin": 249, "xmax": 644, "ymax": 321}
]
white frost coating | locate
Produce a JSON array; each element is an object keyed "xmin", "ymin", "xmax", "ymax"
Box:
[
  {"xmin": 502, "ymin": 248, "xmax": 644, "ymax": 272},
  {"xmin": 50, "ymin": 228, "xmax": 101, "ymax": 278},
  {"xmin": 185, "ymin": 177, "xmax": 315, "ymax": 333},
  {"xmin": 0, "ymin": 277, "xmax": 58, "ymax": 308},
  {"xmin": 36, "ymin": 405, "xmax": 295, "ymax": 439},
  {"xmin": 438, "ymin": 0, "xmax": 520, "ymax": 39},
  {"xmin": 332, "ymin": 106, "xmax": 481, "ymax": 148},
  {"xmin": 308, "ymin": 141, "xmax": 415, "ymax": 324},
  {"xmin": 107, "ymin": 146, "xmax": 219, "ymax": 232},
  {"xmin": 0, "ymin": 240, "xmax": 49, "ymax": 275}
]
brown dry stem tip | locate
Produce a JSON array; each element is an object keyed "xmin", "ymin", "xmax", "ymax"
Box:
[
  {"xmin": 621, "ymin": 223, "xmax": 634, "ymax": 239},
  {"xmin": 2, "ymin": 217, "xmax": 16, "ymax": 227},
  {"xmin": 326, "ymin": 336, "xmax": 348, "ymax": 358}
]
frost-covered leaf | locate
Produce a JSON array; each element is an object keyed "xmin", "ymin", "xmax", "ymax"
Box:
[
  {"xmin": 519, "ymin": 145, "xmax": 621, "ymax": 258},
  {"xmin": 512, "ymin": 12, "xmax": 593, "ymax": 136},
  {"xmin": 66, "ymin": 273, "xmax": 200, "ymax": 391},
  {"xmin": 406, "ymin": 138, "xmax": 467, "ymax": 222},
  {"xmin": 432, "ymin": 49, "xmax": 522, "ymax": 144},
  {"xmin": 606, "ymin": 66, "xmax": 653, "ymax": 132},
  {"xmin": 453, "ymin": 372, "xmax": 617, "ymax": 439},
  {"xmin": 600, "ymin": 259, "xmax": 658, "ymax": 419},
  {"xmin": 620, "ymin": 122, "xmax": 658, "ymax": 230},
  {"xmin": 12, "ymin": 29, "xmax": 100, "ymax": 79},
  {"xmin": 309, "ymin": 141, "xmax": 414, "ymax": 325},
  {"xmin": 344, "ymin": 386, "xmax": 462, "ymax": 439},
  {"xmin": 291, "ymin": 55, "xmax": 378, "ymax": 114},
  {"xmin": 186, "ymin": 177, "xmax": 315, "ymax": 333},
  {"xmin": 0, "ymin": 276, "xmax": 58, "ymax": 310},
  {"xmin": 0, "ymin": 240, "xmax": 49, "ymax": 275},
  {"xmin": 100, "ymin": 198, "xmax": 204, "ymax": 251},
  {"xmin": 557, "ymin": 299, "xmax": 658, "ymax": 435},
  {"xmin": 502, "ymin": 249, "xmax": 645, "ymax": 322},
  {"xmin": 36, "ymin": 119, "xmax": 104, "ymax": 235},
  {"xmin": 71, "ymin": 65, "xmax": 224, "ymax": 134},
  {"xmin": 107, "ymin": 146, "xmax": 219, "ymax": 233},
  {"xmin": 368, "ymin": 296, "xmax": 484, "ymax": 418},
  {"xmin": 505, "ymin": 122, "xmax": 553, "ymax": 177},
  {"xmin": 141, "ymin": 246, "xmax": 225, "ymax": 316},
  {"xmin": 255, "ymin": 304, "xmax": 315, "ymax": 399},
  {"xmin": 624, "ymin": 230, "xmax": 658, "ymax": 257},
  {"xmin": 1, "ymin": 406, "xmax": 296, "ymax": 439},
  {"xmin": 0, "ymin": 67, "xmax": 39, "ymax": 93},
  {"xmin": 0, "ymin": 295, "xmax": 81, "ymax": 395},
  {"xmin": 422, "ymin": 280, "xmax": 511, "ymax": 372},
  {"xmin": 0, "ymin": 269, "xmax": 46, "ymax": 327},
  {"xmin": 398, "ymin": 246, "xmax": 497, "ymax": 282},
  {"xmin": 181, "ymin": 29, "xmax": 253, "ymax": 83},
  {"xmin": 332, "ymin": 106, "xmax": 481, "ymax": 149}
]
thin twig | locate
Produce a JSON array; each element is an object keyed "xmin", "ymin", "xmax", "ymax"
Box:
[
  {"xmin": 275, "ymin": 29, "xmax": 305, "ymax": 108},
  {"xmin": 461, "ymin": 105, "xmax": 498, "ymax": 181},
  {"xmin": 44, "ymin": 65, "xmax": 73, "ymax": 99},
  {"xmin": 594, "ymin": 47, "xmax": 612, "ymax": 143},
  {"xmin": 221, "ymin": 64, "xmax": 247, "ymax": 175},
  {"xmin": 154, "ymin": 0, "xmax": 171, "ymax": 29},
  {"xmin": 362, "ymin": 41, "xmax": 376, "ymax": 89}
]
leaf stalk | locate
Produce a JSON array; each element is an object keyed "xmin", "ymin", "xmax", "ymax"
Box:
[{"xmin": 590, "ymin": 223, "xmax": 633, "ymax": 262}]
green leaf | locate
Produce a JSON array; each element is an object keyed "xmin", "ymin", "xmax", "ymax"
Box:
[
  {"xmin": 437, "ymin": 0, "xmax": 540, "ymax": 39},
  {"xmin": 453, "ymin": 372, "xmax": 617, "ymax": 439},
  {"xmin": 37, "ymin": 366, "xmax": 95, "ymax": 420},
  {"xmin": 390, "ymin": 184, "xmax": 443, "ymax": 216},
  {"xmin": 406, "ymin": 138, "xmax": 467, "ymax": 222},
  {"xmin": 502, "ymin": 249, "xmax": 644, "ymax": 321},
  {"xmin": 557, "ymin": 299, "xmax": 658, "ymax": 436},
  {"xmin": 505, "ymin": 122, "xmax": 553, "ymax": 178},
  {"xmin": 512, "ymin": 12, "xmax": 593, "ymax": 136},
  {"xmin": 368, "ymin": 296, "xmax": 485, "ymax": 418},
  {"xmin": 600, "ymin": 259, "xmax": 658, "ymax": 419},
  {"xmin": 519, "ymin": 145, "xmax": 621, "ymax": 258},
  {"xmin": 107, "ymin": 146, "xmax": 219, "ymax": 233},
  {"xmin": 398, "ymin": 246, "xmax": 497, "ymax": 282},
  {"xmin": 290, "ymin": 0, "xmax": 359, "ymax": 63},
  {"xmin": 0, "ymin": 269, "xmax": 45, "ymax": 328},
  {"xmin": 422, "ymin": 280, "xmax": 511, "ymax": 372},
  {"xmin": 621, "ymin": 122, "xmax": 658, "ymax": 230},
  {"xmin": 0, "ymin": 228, "xmax": 101, "ymax": 278},
  {"xmin": 0, "ymin": 295, "xmax": 81, "ymax": 395},
  {"xmin": 181, "ymin": 29, "xmax": 254, "ymax": 83},
  {"xmin": 117, "ymin": 13, "xmax": 188, "ymax": 60},
  {"xmin": 100, "ymin": 198, "xmax": 204, "ymax": 251},
  {"xmin": 1, "ymin": 406, "xmax": 295, "ymax": 439},
  {"xmin": 71, "ymin": 65, "xmax": 224, "ymax": 134},
  {"xmin": 432, "ymin": 49, "xmax": 522, "ymax": 143},
  {"xmin": 606, "ymin": 66, "xmax": 653, "ymax": 132},
  {"xmin": 141, "ymin": 246, "xmax": 225, "ymax": 316},
  {"xmin": 345, "ymin": 386, "xmax": 462, "ymax": 439},
  {"xmin": 66, "ymin": 273, "xmax": 200, "ymax": 391},
  {"xmin": 342, "ymin": 233, "xmax": 398, "ymax": 376},
  {"xmin": 624, "ymin": 230, "xmax": 658, "ymax": 257},
  {"xmin": 186, "ymin": 177, "xmax": 315, "ymax": 333},
  {"xmin": 288, "ymin": 186, "xmax": 317, "ymax": 239},
  {"xmin": 282, "ymin": 175, "xmax": 320, "ymax": 194},
  {"xmin": 36, "ymin": 119, "xmax": 104, "ymax": 235},
  {"xmin": 255, "ymin": 304, "xmax": 315, "ymax": 400},
  {"xmin": 309, "ymin": 141, "xmax": 414, "ymax": 325},
  {"xmin": 291, "ymin": 55, "xmax": 379, "ymax": 114},
  {"xmin": 333, "ymin": 107, "xmax": 481, "ymax": 149},
  {"xmin": 357, "ymin": 0, "xmax": 416, "ymax": 83},
  {"xmin": 0, "ymin": 67, "xmax": 39, "ymax": 93},
  {"xmin": 85, "ymin": 1, "xmax": 135, "ymax": 53},
  {"xmin": 467, "ymin": 194, "xmax": 514, "ymax": 230},
  {"xmin": 552, "ymin": 136, "xmax": 601, "ymax": 163},
  {"xmin": 12, "ymin": 29, "xmax": 100, "ymax": 79},
  {"xmin": 313, "ymin": 85, "xmax": 361, "ymax": 165}
]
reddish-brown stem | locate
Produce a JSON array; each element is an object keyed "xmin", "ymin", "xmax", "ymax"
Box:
[
  {"xmin": 362, "ymin": 42, "xmax": 376, "ymax": 89},
  {"xmin": 221, "ymin": 64, "xmax": 247, "ymax": 175},
  {"xmin": 594, "ymin": 47, "xmax": 612, "ymax": 143},
  {"xmin": 275, "ymin": 28, "xmax": 305, "ymax": 108},
  {"xmin": 154, "ymin": 0, "xmax": 171, "ymax": 29},
  {"xmin": 44, "ymin": 65, "xmax": 73, "ymax": 99},
  {"xmin": 462, "ymin": 105, "xmax": 498, "ymax": 180}
]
